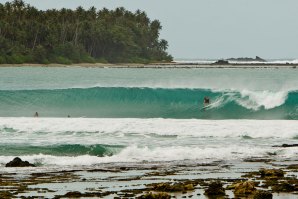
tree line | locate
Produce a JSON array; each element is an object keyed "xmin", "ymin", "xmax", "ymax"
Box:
[{"xmin": 0, "ymin": 0, "xmax": 172, "ymax": 64}]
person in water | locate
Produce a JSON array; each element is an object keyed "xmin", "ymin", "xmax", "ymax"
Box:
[
  {"xmin": 34, "ymin": 112, "xmax": 39, "ymax": 117},
  {"xmin": 203, "ymin": 96, "xmax": 210, "ymax": 106}
]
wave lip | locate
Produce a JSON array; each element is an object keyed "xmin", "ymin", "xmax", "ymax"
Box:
[{"xmin": 235, "ymin": 90, "xmax": 288, "ymax": 110}]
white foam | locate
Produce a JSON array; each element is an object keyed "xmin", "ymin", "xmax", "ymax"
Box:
[
  {"xmin": 0, "ymin": 118, "xmax": 297, "ymax": 166},
  {"xmin": 235, "ymin": 90, "xmax": 288, "ymax": 110},
  {"xmin": 0, "ymin": 145, "xmax": 276, "ymax": 166},
  {"xmin": 0, "ymin": 118, "xmax": 297, "ymax": 145}
]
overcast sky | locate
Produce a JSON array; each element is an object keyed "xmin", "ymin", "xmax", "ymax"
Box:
[{"xmin": 3, "ymin": 0, "xmax": 298, "ymax": 59}]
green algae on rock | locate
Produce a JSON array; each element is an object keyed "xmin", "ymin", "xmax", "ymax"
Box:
[
  {"xmin": 138, "ymin": 192, "xmax": 171, "ymax": 199},
  {"xmin": 204, "ymin": 181, "xmax": 225, "ymax": 196}
]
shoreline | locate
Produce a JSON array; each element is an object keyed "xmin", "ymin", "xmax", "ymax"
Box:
[{"xmin": 0, "ymin": 62, "xmax": 297, "ymax": 68}]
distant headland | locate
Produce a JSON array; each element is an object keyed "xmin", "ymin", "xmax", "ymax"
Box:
[
  {"xmin": 227, "ymin": 56, "xmax": 266, "ymax": 62},
  {"xmin": 213, "ymin": 56, "xmax": 266, "ymax": 65}
]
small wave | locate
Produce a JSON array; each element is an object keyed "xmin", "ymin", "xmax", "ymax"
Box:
[
  {"xmin": 0, "ymin": 127, "xmax": 18, "ymax": 133},
  {"xmin": 0, "ymin": 144, "xmax": 124, "ymax": 157},
  {"xmin": 241, "ymin": 135, "xmax": 253, "ymax": 139}
]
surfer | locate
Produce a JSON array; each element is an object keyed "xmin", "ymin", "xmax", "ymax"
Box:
[
  {"xmin": 204, "ymin": 96, "xmax": 210, "ymax": 106},
  {"xmin": 201, "ymin": 96, "xmax": 210, "ymax": 111},
  {"xmin": 34, "ymin": 112, "xmax": 39, "ymax": 117}
]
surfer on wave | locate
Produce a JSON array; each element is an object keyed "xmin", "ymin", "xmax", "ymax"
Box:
[
  {"xmin": 204, "ymin": 96, "xmax": 210, "ymax": 106},
  {"xmin": 201, "ymin": 96, "xmax": 210, "ymax": 111}
]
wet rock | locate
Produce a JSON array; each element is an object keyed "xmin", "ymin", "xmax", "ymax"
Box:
[
  {"xmin": 259, "ymin": 169, "xmax": 284, "ymax": 178},
  {"xmin": 253, "ymin": 190, "xmax": 272, "ymax": 199},
  {"xmin": 234, "ymin": 181, "xmax": 256, "ymax": 196},
  {"xmin": 54, "ymin": 191, "xmax": 104, "ymax": 198},
  {"xmin": 138, "ymin": 192, "xmax": 171, "ymax": 199},
  {"xmin": 272, "ymin": 181, "xmax": 295, "ymax": 192},
  {"xmin": 204, "ymin": 181, "xmax": 225, "ymax": 196},
  {"xmin": 273, "ymin": 144, "xmax": 298, "ymax": 147},
  {"xmin": 63, "ymin": 191, "xmax": 83, "ymax": 197},
  {"xmin": 0, "ymin": 191, "xmax": 14, "ymax": 199},
  {"xmin": 151, "ymin": 182, "xmax": 194, "ymax": 192},
  {"xmin": 286, "ymin": 164, "xmax": 298, "ymax": 170},
  {"xmin": 5, "ymin": 157, "xmax": 35, "ymax": 167},
  {"xmin": 243, "ymin": 158, "xmax": 271, "ymax": 163}
]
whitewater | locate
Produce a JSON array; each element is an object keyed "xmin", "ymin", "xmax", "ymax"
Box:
[{"xmin": 0, "ymin": 67, "xmax": 297, "ymax": 168}]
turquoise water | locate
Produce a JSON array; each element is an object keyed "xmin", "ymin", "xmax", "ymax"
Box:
[
  {"xmin": 0, "ymin": 87, "xmax": 297, "ymax": 119},
  {"xmin": 0, "ymin": 67, "xmax": 297, "ymax": 119},
  {"xmin": 0, "ymin": 67, "xmax": 297, "ymax": 166}
]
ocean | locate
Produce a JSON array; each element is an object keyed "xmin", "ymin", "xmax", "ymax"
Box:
[{"xmin": 0, "ymin": 67, "xmax": 297, "ymax": 168}]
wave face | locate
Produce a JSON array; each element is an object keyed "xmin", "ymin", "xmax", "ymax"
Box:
[{"xmin": 0, "ymin": 87, "xmax": 297, "ymax": 119}]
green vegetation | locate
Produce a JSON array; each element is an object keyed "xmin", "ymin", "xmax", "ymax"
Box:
[{"xmin": 0, "ymin": 0, "xmax": 172, "ymax": 64}]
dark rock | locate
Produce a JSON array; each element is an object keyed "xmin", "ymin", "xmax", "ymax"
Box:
[
  {"xmin": 63, "ymin": 191, "xmax": 83, "ymax": 197},
  {"xmin": 5, "ymin": 157, "xmax": 36, "ymax": 167},
  {"xmin": 259, "ymin": 169, "xmax": 284, "ymax": 178},
  {"xmin": 253, "ymin": 190, "xmax": 272, "ymax": 199},
  {"xmin": 286, "ymin": 164, "xmax": 298, "ymax": 169},
  {"xmin": 273, "ymin": 144, "xmax": 298, "ymax": 148},
  {"xmin": 272, "ymin": 181, "xmax": 295, "ymax": 192},
  {"xmin": 137, "ymin": 192, "xmax": 171, "ymax": 199},
  {"xmin": 151, "ymin": 182, "xmax": 194, "ymax": 192},
  {"xmin": 213, "ymin": 59, "xmax": 229, "ymax": 65},
  {"xmin": 0, "ymin": 191, "xmax": 14, "ymax": 198},
  {"xmin": 204, "ymin": 181, "xmax": 225, "ymax": 196}
]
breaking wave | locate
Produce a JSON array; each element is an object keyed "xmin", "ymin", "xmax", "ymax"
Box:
[{"xmin": 0, "ymin": 87, "xmax": 296, "ymax": 119}]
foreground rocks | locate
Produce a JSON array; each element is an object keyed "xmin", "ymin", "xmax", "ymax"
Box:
[
  {"xmin": 273, "ymin": 144, "xmax": 298, "ymax": 148},
  {"xmin": 259, "ymin": 168, "xmax": 284, "ymax": 178},
  {"xmin": 234, "ymin": 181, "xmax": 256, "ymax": 196},
  {"xmin": 253, "ymin": 190, "xmax": 272, "ymax": 199},
  {"xmin": 0, "ymin": 163, "xmax": 297, "ymax": 198},
  {"xmin": 138, "ymin": 192, "xmax": 171, "ymax": 199},
  {"xmin": 204, "ymin": 181, "xmax": 225, "ymax": 196},
  {"xmin": 150, "ymin": 182, "xmax": 194, "ymax": 192},
  {"xmin": 5, "ymin": 157, "xmax": 35, "ymax": 167}
]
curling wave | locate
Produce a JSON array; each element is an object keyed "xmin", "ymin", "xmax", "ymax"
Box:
[{"xmin": 0, "ymin": 87, "xmax": 297, "ymax": 119}]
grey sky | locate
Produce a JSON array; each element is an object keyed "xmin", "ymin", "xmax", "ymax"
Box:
[{"xmin": 3, "ymin": 0, "xmax": 298, "ymax": 59}]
